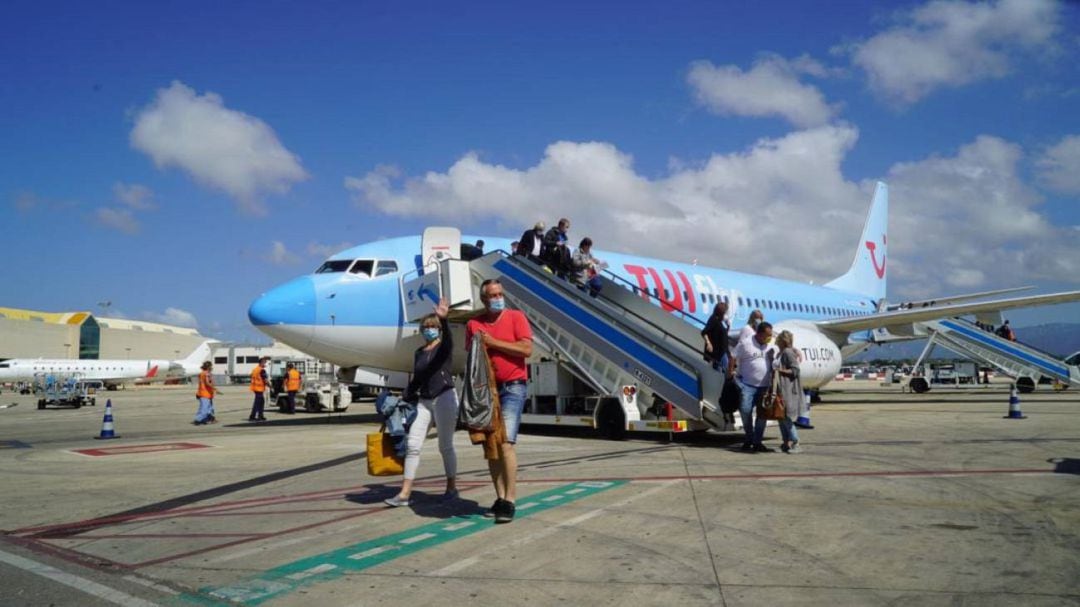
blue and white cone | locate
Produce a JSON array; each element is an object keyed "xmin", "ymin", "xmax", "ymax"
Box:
[
  {"xmin": 94, "ymin": 399, "xmax": 120, "ymax": 439},
  {"xmin": 1004, "ymin": 385, "xmax": 1026, "ymax": 419},
  {"xmin": 795, "ymin": 392, "xmax": 812, "ymax": 428}
]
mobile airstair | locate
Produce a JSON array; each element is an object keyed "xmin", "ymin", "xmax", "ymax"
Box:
[
  {"xmin": 400, "ymin": 233, "xmax": 728, "ymax": 434},
  {"xmin": 914, "ymin": 317, "xmax": 1079, "ymax": 392}
]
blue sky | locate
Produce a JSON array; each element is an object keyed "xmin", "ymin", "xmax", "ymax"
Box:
[{"xmin": 2, "ymin": 0, "xmax": 1078, "ymax": 343}]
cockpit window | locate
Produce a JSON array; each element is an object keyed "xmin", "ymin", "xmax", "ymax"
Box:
[
  {"xmin": 375, "ymin": 261, "xmax": 398, "ymax": 277},
  {"xmin": 349, "ymin": 260, "xmax": 374, "ymax": 277},
  {"xmin": 316, "ymin": 260, "xmax": 353, "ymax": 273}
]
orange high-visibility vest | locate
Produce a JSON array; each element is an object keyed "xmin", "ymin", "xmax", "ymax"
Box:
[
  {"xmin": 285, "ymin": 368, "xmax": 301, "ymax": 392},
  {"xmin": 250, "ymin": 366, "xmax": 266, "ymax": 392},
  {"xmin": 197, "ymin": 371, "xmax": 214, "ymax": 398}
]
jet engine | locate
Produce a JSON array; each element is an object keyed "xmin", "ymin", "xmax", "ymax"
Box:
[{"xmin": 770, "ymin": 321, "xmax": 843, "ymax": 389}]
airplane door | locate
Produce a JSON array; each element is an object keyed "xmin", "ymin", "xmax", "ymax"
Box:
[{"xmin": 421, "ymin": 227, "xmax": 461, "ymax": 267}]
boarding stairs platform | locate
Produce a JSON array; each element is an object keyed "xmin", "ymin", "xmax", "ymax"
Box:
[
  {"xmin": 400, "ymin": 244, "xmax": 727, "ymax": 431},
  {"xmin": 921, "ymin": 317, "xmax": 1080, "ymax": 389}
]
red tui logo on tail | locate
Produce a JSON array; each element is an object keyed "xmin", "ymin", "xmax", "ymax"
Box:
[{"xmin": 865, "ymin": 235, "xmax": 886, "ymax": 279}]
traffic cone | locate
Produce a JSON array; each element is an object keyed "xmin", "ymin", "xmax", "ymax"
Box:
[
  {"xmin": 94, "ymin": 399, "xmax": 120, "ymax": 439},
  {"xmin": 1004, "ymin": 384, "xmax": 1026, "ymax": 419},
  {"xmin": 795, "ymin": 391, "xmax": 814, "ymax": 429}
]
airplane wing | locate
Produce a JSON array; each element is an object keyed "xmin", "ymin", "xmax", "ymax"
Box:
[
  {"xmin": 817, "ymin": 290, "xmax": 1080, "ymax": 334},
  {"xmin": 883, "ymin": 286, "xmax": 1034, "ymax": 311}
]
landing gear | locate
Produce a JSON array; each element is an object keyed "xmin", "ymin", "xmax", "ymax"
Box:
[
  {"xmin": 1015, "ymin": 377, "xmax": 1036, "ymax": 394},
  {"xmin": 909, "ymin": 377, "xmax": 930, "ymax": 394},
  {"xmin": 596, "ymin": 399, "xmax": 626, "ymax": 441}
]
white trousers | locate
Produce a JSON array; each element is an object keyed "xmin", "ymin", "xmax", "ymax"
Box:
[{"xmin": 404, "ymin": 389, "xmax": 459, "ymax": 481}]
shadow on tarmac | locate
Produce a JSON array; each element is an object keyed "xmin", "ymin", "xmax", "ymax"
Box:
[
  {"xmin": 31, "ymin": 451, "xmax": 367, "ymax": 538},
  {"xmin": 223, "ymin": 412, "xmax": 381, "ymax": 428}
]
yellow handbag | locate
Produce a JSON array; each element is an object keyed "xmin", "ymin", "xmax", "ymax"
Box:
[{"xmin": 366, "ymin": 427, "xmax": 404, "ymax": 476}]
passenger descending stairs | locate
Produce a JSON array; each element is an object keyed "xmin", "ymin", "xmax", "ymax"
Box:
[
  {"xmin": 923, "ymin": 317, "xmax": 1080, "ymax": 388},
  {"xmin": 468, "ymin": 252, "xmax": 727, "ymax": 430}
]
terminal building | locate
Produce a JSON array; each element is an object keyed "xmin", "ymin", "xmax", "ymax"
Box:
[{"xmin": 0, "ymin": 307, "xmax": 207, "ymax": 361}]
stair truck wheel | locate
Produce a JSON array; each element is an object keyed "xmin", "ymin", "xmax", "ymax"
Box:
[
  {"xmin": 1016, "ymin": 377, "xmax": 1036, "ymax": 394},
  {"xmin": 909, "ymin": 377, "xmax": 930, "ymax": 394},
  {"xmin": 596, "ymin": 398, "xmax": 627, "ymax": 441},
  {"xmin": 38, "ymin": 399, "xmax": 45, "ymax": 410}
]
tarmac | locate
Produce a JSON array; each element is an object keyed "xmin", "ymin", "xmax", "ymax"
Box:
[{"xmin": 0, "ymin": 380, "xmax": 1078, "ymax": 606}]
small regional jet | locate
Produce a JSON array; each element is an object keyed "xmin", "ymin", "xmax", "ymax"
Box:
[
  {"xmin": 0, "ymin": 341, "xmax": 215, "ymax": 386},
  {"xmin": 248, "ymin": 183, "xmax": 1079, "ymax": 435}
]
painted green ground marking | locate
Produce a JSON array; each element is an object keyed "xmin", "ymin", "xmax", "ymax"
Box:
[{"xmin": 182, "ymin": 481, "xmax": 624, "ymax": 606}]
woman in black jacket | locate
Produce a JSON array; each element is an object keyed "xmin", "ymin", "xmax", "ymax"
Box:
[{"xmin": 385, "ymin": 298, "xmax": 460, "ymax": 507}]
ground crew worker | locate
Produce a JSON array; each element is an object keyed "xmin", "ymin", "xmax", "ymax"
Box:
[
  {"xmin": 284, "ymin": 362, "xmax": 302, "ymax": 414},
  {"xmin": 193, "ymin": 360, "xmax": 220, "ymax": 425},
  {"xmin": 248, "ymin": 357, "xmax": 269, "ymax": 422}
]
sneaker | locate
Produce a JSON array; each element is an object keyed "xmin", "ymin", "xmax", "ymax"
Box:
[
  {"xmin": 442, "ymin": 489, "xmax": 459, "ymax": 502},
  {"xmin": 740, "ymin": 442, "xmax": 754, "ymax": 451},
  {"xmin": 753, "ymin": 444, "xmax": 775, "ymax": 453},
  {"xmin": 384, "ymin": 495, "xmax": 410, "ymax": 507},
  {"xmin": 494, "ymin": 501, "xmax": 515, "ymax": 524},
  {"xmin": 482, "ymin": 498, "xmax": 506, "ymax": 518},
  {"xmin": 247, "ymin": 417, "xmax": 257, "ymax": 422},
  {"xmin": 780, "ymin": 443, "xmax": 790, "ymax": 453},
  {"xmin": 788, "ymin": 444, "xmax": 803, "ymax": 454},
  {"xmin": 192, "ymin": 421, "xmax": 205, "ymax": 426}
]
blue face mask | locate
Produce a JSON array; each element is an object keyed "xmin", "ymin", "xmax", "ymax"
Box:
[
  {"xmin": 488, "ymin": 297, "xmax": 506, "ymax": 312},
  {"xmin": 422, "ymin": 327, "xmax": 440, "ymax": 342}
]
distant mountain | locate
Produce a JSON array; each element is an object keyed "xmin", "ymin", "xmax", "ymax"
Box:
[{"xmin": 849, "ymin": 323, "xmax": 1080, "ymax": 362}]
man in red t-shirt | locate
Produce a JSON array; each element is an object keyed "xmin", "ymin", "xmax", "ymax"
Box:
[{"xmin": 466, "ymin": 278, "xmax": 533, "ymax": 523}]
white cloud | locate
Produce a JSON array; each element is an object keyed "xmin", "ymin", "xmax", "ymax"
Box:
[
  {"xmin": 130, "ymin": 81, "xmax": 308, "ymax": 215},
  {"xmin": 306, "ymin": 241, "xmax": 353, "ymax": 258},
  {"xmin": 347, "ymin": 128, "xmax": 865, "ymax": 282},
  {"xmin": 113, "ymin": 182, "xmax": 156, "ymax": 210},
  {"xmin": 884, "ymin": 135, "xmax": 1077, "ymax": 296},
  {"xmin": 144, "ymin": 307, "xmax": 199, "ymax": 328},
  {"xmin": 267, "ymin": 240, "xmax": 301, "ymax": 265},
  {"xmin": 95, "ymin": 207, "xmax": 140, "ymax": 234},
  {"xmin": 1036, "ymin": 134, "xmax": 1080, "ymax": 195},
  {"xmin": 346, "ymin": 130, "xmax": 1079, "ymax": 300},
  {"xmin": 687, "ymin": 55, "xmax": 838, "ymax": 127},
  {"xmin": 847, "ymin": 0, "xmax": 1061, "ymax": 104}
]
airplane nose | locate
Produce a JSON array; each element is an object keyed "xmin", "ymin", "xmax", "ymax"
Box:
[{"xmin": 248, "ymin": 277, "xmax": 317, "ymax": 347}]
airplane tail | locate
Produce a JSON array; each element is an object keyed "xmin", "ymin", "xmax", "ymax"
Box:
[
  {"xmin": 178, "ymin": 340, "xmax": 215, "ymax": 369},
  {"xmin": 824, "ymin": 181, "xmax": 888, "ymax": 303}
]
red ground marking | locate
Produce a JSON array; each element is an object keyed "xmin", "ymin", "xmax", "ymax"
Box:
[
  {"xmin": 9, "ymin": 467, "xmax": 1058, "ymax": 571},
  {"xmin": 71, "ymin": 442, "xmax": 212, "ymax": 457}
]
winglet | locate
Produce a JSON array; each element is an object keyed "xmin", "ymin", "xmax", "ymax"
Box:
[{"xmin": 825, "ymin": 181, "xmax": 888, "ymax": 301}]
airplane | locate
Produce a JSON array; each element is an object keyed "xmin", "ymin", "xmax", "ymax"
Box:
[
  {"xmin": 248, "ymin": 182, "xmax": 1080, "ymax": 400},
  {"xmin": 0, "ymin": 341, "xmax": 215, "ymax": 386}
]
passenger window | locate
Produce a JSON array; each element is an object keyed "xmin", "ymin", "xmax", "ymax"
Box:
[
  {"xmin": 375, "ymin": 260, "xmax": 399, "ymax": 277},
  {"xmin": 349, "ymin": 260, "xmax": 375, "ymax": 277}
]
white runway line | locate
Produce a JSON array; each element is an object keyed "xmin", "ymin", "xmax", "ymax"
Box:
[
  {"xmin": 0, "ymin": 549, "xmax": 161, "ymax": 607},
  {"xmin": 122, "ymin": 575, "xmax": 179, "ymax": 596},
  {"xmin": 206, "ymin": 534, "xmax": 315, "ymax": 563},
  {"xmin": 430, "ymin": 480, "xmax": 679, "ymax": 577}
]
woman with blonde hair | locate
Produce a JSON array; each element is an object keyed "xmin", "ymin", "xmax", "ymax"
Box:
[
  {"xmin": 385, "ymin": 298, "xmax": 459, "ymax": 507},
  {"xmin": 773, "ymin": 330, "xmax": 804, "ymax": 453}
]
